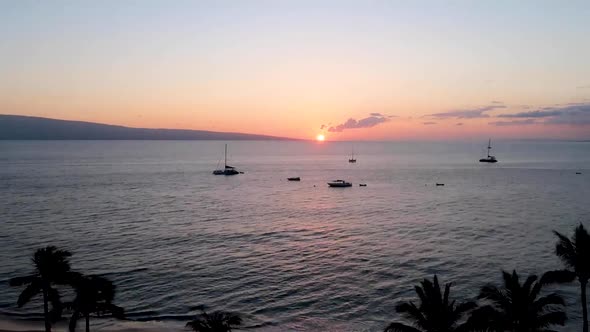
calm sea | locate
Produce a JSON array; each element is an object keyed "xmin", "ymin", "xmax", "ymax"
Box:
[{"xmin": 1, "ymin": 140, "xmax": 589, "ymax": 331}]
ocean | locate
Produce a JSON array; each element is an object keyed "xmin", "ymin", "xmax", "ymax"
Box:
[{"xmin": 0, "ymin": 140, "xmax": 589, "ymax": 331}]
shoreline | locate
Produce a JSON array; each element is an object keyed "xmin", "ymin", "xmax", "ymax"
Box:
[{"xmin": 0, "ymin": 316, "xmax": 186, "ymax": 332}]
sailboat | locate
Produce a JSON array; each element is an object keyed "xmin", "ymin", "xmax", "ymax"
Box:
[
  {"xmin": 348, "ymin": 146, "xmax": 357, "ymax": 163},
  {"xmin": 479, "ymin": 139, "xmax": 498, "ymax": 163},
  {"xmin": 213, "ymin": 144, "xmax": 241, "ymax": 175}
]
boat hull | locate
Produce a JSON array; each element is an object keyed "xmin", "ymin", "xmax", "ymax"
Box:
[
  {"xmin": 479, "ymin": 158, "xmax": 498, "ymax": 163},
  {"xmin": 328, "ymin": 180, "xmax": 352, "ymax": 187},
  {"xmin": 213, "ymin": 170, "xmax": 240, "ymax": 175}
]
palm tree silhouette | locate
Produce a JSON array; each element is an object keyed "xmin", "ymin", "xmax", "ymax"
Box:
[
  {"xmin": 186, "ymin": 311, "xmax": 242, "ymax": 332},
  {"xmin": 541, "ymin": 223, "xmax": 590, "ymax": 332},
  {"xmin": 383, "ymin": 275, "xmax": 476, "ymax": 332},
  {"xmin": 468, "ymin": 270, "xmax": 566, "ymax": 332},
  {"xmin": 66, "ymin": 275, "xmax": 124, "ymax": 332},
  {"xmin": 9, "ymin": 246, "xmax": 78, "ymax": 332}
]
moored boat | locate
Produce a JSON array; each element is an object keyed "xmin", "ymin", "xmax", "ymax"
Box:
[
  {"xmin": 348, "ymin": 146, "xmax": 356, "ymax": 163},
  {"xmin": 328, "ymin": 180, "xmax": 352, "ymax": 187},
  {"xmin": 213, "ymin": 144, "xmax": 241, "ymax": 175},
  {"xmin": 479, "ymin": 139, "xmax": 498, "ymax": 163}
]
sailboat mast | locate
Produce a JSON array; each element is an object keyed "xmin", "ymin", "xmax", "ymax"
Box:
[
  {"xmin": 224, "ymin": 144, "xmax": 227, "ymax": 167},
  {"xmin": 487, "ymin": 139, "xmax": 491, "ymax": 157}
]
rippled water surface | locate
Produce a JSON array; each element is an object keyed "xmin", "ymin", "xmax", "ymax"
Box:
[{"xmin": 1, "ymin": 140, "xmax": 589, "ymax": 331}]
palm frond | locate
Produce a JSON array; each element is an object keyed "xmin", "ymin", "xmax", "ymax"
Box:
[
  {"xmin": 534, "ymin": 293, "xmax": 566, "ymax": 311},
  {"xmin": 383, "ymin": 322, "xmax": 422, "ymax": 332},
  {"xmin": 186, "ymin": 311, "xmax": 241, "ymax": 332},
  {"xmin": 396, "ymin": 302, "xmax": 426, "ymax": 328},
  {"xmin": 522, "ymin": 275, "xmax": 538, "ymax": 294},
  {"xmin": 16, "ymin": 282, "xmax": 41, "ymax": 307},
  {"xmin": 540, "ymin": 270, "xmax": 577, "ymax": 284},
  {"xmin": 478, "ymin": 285, "xmax": 507, "ymax": 307},
  {"xmin": 554, "ymin": 230, "xmax": 577, "ymax": 268},
  {"xmin": 463, "ymin": 305, "xmax": 501, "ymax": 331},
  {"xmin": 443, "ymin": 281, "xmax": 452, "ymax": 306},
  {"xmin": 536, "ymin": 311, "xmax": 567, "ymax": 328},
  {"xmin": 455, "ymin": 301, "xmax": 477, "ymax": 315},
  {"xmin": 9, "ymin": 275, "xmax": 37, "ymax": 287}
]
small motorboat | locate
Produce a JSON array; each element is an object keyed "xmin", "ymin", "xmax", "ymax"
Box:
[
  {"xmin": 359, "ymin": 183, "xmax": 367, "ymax": 187},
  {"xmin": 287, "ymin": 177, "xmax": 301, "ymax": 181},
  {"xmin": 328, "ymin": 180, "xmax": 352, "ymax": 187},
  {"xmin": 436, "ymin": 183, "xmax": 445, "ymax": 186},
  {"xmin": 576, "ymin": 172, "xmax": 582, "ymax": 175}
]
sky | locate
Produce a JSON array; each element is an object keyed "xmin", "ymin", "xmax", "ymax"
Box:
[{"xmin": 1, "ymin": 0, "xmax": 590, "ymax": 140}]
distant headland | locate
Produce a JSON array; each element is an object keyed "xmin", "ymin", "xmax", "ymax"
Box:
[{"xmin": 0, "ymin": 114, "xmax": 295, "ymax": 141}]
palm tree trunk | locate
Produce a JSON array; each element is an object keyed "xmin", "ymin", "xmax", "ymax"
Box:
[
  {"xmin": 582, "ymin": 280, "xmax": 588, "ymax": 332},
  {"xmin": 85, "ymin": 314, "xmax": 90, "ymax": 332},
  {"xmin": 42, "ymin": 289, "xmax": 51, "ymax": 332}
]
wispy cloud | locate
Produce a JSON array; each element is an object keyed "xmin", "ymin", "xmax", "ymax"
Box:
[
  {"xmin": 576, "ymin": 85, "xmax": 590, "ymax": 89},
  {"xmin": 455, "ymin": 123, "xmax": 464, "ymax": 126},
  {"xmin": 327, "ymin": 113, "xmax": 391, "ymax": 132},
  {"xmin": 489, "ymin": 119, "xmax": 537, "ymax": 126},
  {"xmin": 497, "ymin": 110, "xmax": 562, "ymax": 118},
  {"xmin": 497, "ymin": 103, "xmax": 590, "ymax": 125},
  {"xmin": 422, "ymin": 122, "xmax": 437, "ymax": 125},
  {"xmin": 428, "ymin": 103, "xmax": 506, "ymax": 119}
]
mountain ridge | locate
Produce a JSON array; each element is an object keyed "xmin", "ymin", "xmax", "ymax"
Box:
[{"xmin": 0, "ymin": 114, "xmax": 296, "ymax": 140}]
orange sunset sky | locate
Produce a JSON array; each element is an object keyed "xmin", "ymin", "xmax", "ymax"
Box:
[{"xmin": 1, "ymin": 1, "xmax": 590, "ymax": 140}]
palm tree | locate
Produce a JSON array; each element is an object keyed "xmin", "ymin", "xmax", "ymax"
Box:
[
  {"xmin": 186, "ymin": 311, "xmax": 242, "ymax": 332},
  {"xmin": 541, "ymin": 223, "xmax": 590, "ymax": 332},
  {"xmin": 66, "ymin": 275, "xmax": 124, "ymax": 332},
  {"xmin": 383, "ymin": 275, "xmax": 477, "ymax": 332},
  {"xmin": 9, "ymin": 246, "xmax": 78, "ymax": 332},
  {"xmin": 468, "ymin": 270, "xmax": 566, "ymax": 332}
]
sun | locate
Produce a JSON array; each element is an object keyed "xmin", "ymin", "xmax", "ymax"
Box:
[{"xmin": 316, "ymin": 134, "xmax": 325, "ymax": 141}]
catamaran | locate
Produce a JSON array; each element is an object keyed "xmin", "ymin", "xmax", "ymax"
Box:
[
  {"xmin": 479, "ymin": 139, "xmax": 498, "ymax": 163},
  {"xmin": 213, "ymin": 144, "xmax": 241, "ymax": 175}
]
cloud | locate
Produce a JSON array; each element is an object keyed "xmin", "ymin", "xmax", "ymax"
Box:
[
  {"xmin": 328, "ymin": 113, "xmax": 390, "ymax": 132},
  {"xmin": 422, "ymin": 122, "xmax": 437, "ymax": 125},
  {"xmin": 497, "ymin": 110, "xmax": 562, "ymax": 118},
  {"xmin": 428, "ymin": 104, "xmax": 506, "ymax": 119},
  {"xmin": 576, "ymin": 85, "xmax": 590, "ymax": 89},
  {"xmin": 489, "ymin": 119, "xmax": 537, "ymax": 126},
  {"xmin": 497, "ymin": 103, "xmax": 590, "ymax": 125},
  {"xmin": 455, "ymin": 123, "xmax": 464, "ymax": 126},
  {"xmin": 490, "ymin": 100, "xmax": 503, "ymax": 104},
  {"xmin": 320, "ymin": 124, "xmax": 326, "ymax": 129}
]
